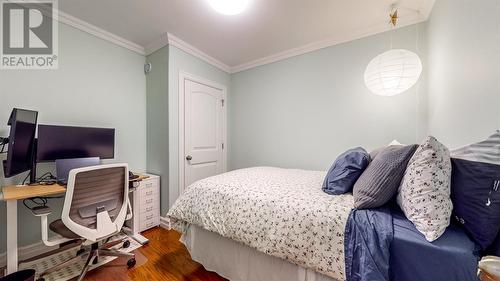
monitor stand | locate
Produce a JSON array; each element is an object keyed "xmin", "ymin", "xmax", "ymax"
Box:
[{"xmin": 29, "ymin": 139, "xmax": 37, "ymax": 184}]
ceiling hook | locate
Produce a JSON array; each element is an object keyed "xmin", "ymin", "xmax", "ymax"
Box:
[{"xmin": 390, "ymin": 2, "xmax": 400, "ymax": 27}]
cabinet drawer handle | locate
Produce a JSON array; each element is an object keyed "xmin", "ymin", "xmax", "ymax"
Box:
[
  {"xmin": 146, "ymin": 191, "xmax": 153, "ymax": 196},
  {"xmin": 146, "ymin": 199, "xmax": 153, "ymax": 204},
  {"xmin": 146, "ymin": 183, "xmax": 153, "ymax": 188},
  {"xmin": 146, "ymin": 206, "xmax": 153, "ymax": 212},
  {"xmin": 146, "ymin": 214, "xmax": 153, "ymax": 220}
]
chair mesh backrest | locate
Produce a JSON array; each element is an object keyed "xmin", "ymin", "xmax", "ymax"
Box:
[{"xmin": 69, "ymin": 166, "xmax": 126, "ymax": 229}]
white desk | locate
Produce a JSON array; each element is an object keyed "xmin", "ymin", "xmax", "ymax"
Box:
[{"xmin": 1, "ymin": 173, "xmax": 149, "ymax": 275}]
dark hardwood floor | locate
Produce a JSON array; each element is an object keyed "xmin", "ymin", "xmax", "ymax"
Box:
[{"xmin": 83, "ymin": 227, "xmax": 227, "ymax": 281}]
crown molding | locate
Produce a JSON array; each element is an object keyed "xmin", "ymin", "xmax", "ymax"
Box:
[
  {"xmin": 137, "ymin": 1, "xmax": 435, "ymax": 74},
  {"xmin": 420, "ymin": 0, "xmax": 436, "ymax": 19},
  {"xmin": 17, "ymin": 1, "xmax": 435, "ymax": 73},
  {"xmin": 146, "ymin": 12, "xmax": 427, "ymax": 75},
  {"xmin": 57, "ymin": 11, "xmax": 145, "ymax": 55},
  {"xmin": 12, "ymin": 1, "xmax": 146, "ymax": 55},
  {"xmin": 145, "ymin": 34, "xmax": 169, "ymax": 55},
  {"xmin": 10, "ymin": 1, "xmax": 226, "ymax": 69},
  {"xmin": 231, "ymin": 13, "xmax": 428, "ymax": 73},
  {"xmin": 14, "ymin": 2, "xmax": 146, "ymax": 55},
  {"xmin": 145, "ymin": 33, "xmax": 231, "ymax": 73},
  {"xmin": 168, "ymin": 33, "xmax": 231, "ymax": 73}
]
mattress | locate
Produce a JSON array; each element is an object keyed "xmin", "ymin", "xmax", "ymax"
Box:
[
  {"xmin": 181, "ymin": 224, "xmax": 338, "ymax": 281},
  {"xmin": 168, "ymin": 167, "xmax": 355, "ymax": 280}
]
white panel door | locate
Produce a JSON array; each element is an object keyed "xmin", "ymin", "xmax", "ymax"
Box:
[{"xmin": 184, "ymin": 79, "xmax": 224, "ymax": 188}]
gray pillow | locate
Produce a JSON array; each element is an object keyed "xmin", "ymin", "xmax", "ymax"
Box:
[
  {"xmin": 353, "ymin": 144, "xmax": 418, "ymax": 209},
  {"xmin": 369, "ymin": 147, "xmax": 384, "ymax": 161}
]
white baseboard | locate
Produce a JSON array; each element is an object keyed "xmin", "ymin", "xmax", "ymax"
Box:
[
  {"xmin": 0, "ymin": 239, "xmax": 59, "ymax": 269},
  {"xmin": 160, "ymin": 216, "xmax": 171, "ymax": 230}
]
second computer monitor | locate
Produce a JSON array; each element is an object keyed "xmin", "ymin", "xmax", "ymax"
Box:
[
  {"xmin": 55, "ymin": 157, "xmax": 100, "ymax": 185},
  {"xmin": 37, "ymin": 125, "xmax": 115, "ymax": 162}
]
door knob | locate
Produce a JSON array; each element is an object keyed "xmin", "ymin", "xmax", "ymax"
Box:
[{"xmin": 186, "ymin": 155, "xmax": 192, "ymax": 161}]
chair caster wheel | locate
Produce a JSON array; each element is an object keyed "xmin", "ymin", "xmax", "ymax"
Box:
[
  {"xmin": 123, "ymin": 240, "xmax": 131, "ymax": 248},
  {"xmin": 127, "ymin": 258, "xmax": 136, "ymax": 268},
  {"xmin": 76, "ymin": 248, "xmax": 85, "ymax": 256}
]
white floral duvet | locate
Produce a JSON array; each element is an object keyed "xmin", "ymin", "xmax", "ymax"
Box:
[{"xmin": 167, "ymin": 167, "xmax": 354, "ymax": 280}]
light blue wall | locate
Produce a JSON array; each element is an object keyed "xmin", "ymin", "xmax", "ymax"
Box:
[
  {"xmin": 0, "ymin": 23, "xmax": 146, "ymax": 252},
  {"xmin": 146, "ymin": 46, "xmax": 169, "ymax": 215},
  {"xmin": 167, "ymin": 45, "xmax": 231, "ymax": 210},
  {"xmin": 426, "ymin": 0, "xmax": 500, "ymax": 148},
  {"xmin": 5, "ymin": 0, "xmax": 497, "ymax": 253},
  {"xmin": 229, "ymin": 24, "xmax": 427, "ymax": 171}
]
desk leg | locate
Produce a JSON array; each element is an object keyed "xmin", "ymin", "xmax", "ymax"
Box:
[{"xmin": 6, "ymin": 200, "xmax": 18, "ymax": 274}]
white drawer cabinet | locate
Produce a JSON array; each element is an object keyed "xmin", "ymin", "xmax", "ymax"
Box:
[{"xmin": 127, "ymin": 174, "xmax": 160, "ymax": 233}]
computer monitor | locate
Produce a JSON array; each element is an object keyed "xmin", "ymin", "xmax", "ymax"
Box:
[
  {"xmin": 2, "ymin": 108, "xmax": 38, "ymax": 178},
  {"xmin": 55, "ymin": 157, "xmax": 100, "ymax": 185},
  {"xmin": 37, "ymin": 125, "xmax": 115, "ymax": 161}
]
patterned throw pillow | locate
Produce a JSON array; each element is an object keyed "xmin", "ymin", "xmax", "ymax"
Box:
[
  {"xmin": 353, "ymin": 144, "xmax": 418, "ymax": 209},
  {"xmin": 397, "ymin": 136, "xmax": 452, "ymax": 242},
  {"xmin": 450, "ymin": 131, "xmax": 500, "ymax": 250},
  {"xmin": 322, "ymin": 147, "xmax": 370, "ymax": 195}
]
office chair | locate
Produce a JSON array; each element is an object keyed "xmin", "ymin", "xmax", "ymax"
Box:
[{"xmin": 33, "ymin": 163, "xmax": 136, "ymax": 281}]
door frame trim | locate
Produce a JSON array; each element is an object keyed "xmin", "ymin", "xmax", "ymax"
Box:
[{"xmin": 178, "ymin": 71, "xmax": 228, "ymax": 195}]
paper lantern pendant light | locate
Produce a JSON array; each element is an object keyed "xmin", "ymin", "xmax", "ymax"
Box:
[
  {"xmin": 364, "ymin": 7, "xmax": 423, "ymax": 96},
  {"xmin": 364, "ymin": 49, "xmax": 422, "ymax": 96}
]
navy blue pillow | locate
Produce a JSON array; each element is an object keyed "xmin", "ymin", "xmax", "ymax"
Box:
[
  {"xmin": 451, "ymin": 158, "xmax": 500, "ymax": 250},
  {"xmin": 323, "ymin": 147, "xmax": 370, "ymax": 195},
  {"xmin": 487, "ymin": 232, "xmax": 500, "ymax": 256}
]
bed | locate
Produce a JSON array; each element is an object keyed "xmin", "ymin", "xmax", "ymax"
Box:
[
  {"xmin": 181, "ymin": 224, "xmax": 337, "ymax": 281},
  {"xmin": 167, "ymin": 167, "xmax": 481, "ymax": 281}
]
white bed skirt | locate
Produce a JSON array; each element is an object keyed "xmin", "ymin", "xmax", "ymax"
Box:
[{"xmin": 181, "ymin": 225, "xmax": 339, "ymax": 281}]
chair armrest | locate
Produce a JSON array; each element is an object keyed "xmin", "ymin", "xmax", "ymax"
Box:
[
  {"xmin": 30, "ymin": 205, "xmax": 52, "ymax": 217},
  {"xmin": 37, "ymin": 209, "xmax": 73, "ymax": 247}
]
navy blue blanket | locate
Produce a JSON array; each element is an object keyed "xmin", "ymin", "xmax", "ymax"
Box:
[
  {"xmin": 344, "ymin": 207, "xmax": 394, "ymax": 281},
  {"xmin": 345, "ymin": 207, "xmax": 481, "ymax": 281}
]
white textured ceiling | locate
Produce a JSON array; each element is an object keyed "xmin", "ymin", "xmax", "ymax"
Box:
[{"xmin": 58, "ymin": 0, "xmax": 435, "ymax": 68}]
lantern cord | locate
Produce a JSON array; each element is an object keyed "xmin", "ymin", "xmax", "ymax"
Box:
[
  {"xmin": 390, "ymin": 29, "xmax": 393, "ymax": 49},
  {"xmin": 389, "ymin": 16, "xmax": 395, "ymax": 49},
  {"xmin": 416, "ymin": 19, "xmax": 420, "ymax": 53},
  {"xmin": 389, "ymin": 6, "xmax": 398, "ymax": 49}
]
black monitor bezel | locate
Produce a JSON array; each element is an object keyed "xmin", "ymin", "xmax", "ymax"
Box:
[
  {"xmin": 2, "ymin": 108, "xmax": 38, "ymax": 178},
  {"xmin": 36, "ymin": 124, "xmax": 115, "ymax": 162}
]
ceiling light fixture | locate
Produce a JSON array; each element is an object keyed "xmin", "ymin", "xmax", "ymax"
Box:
[
  {"xmin": 207, "ymin": 0, "xmax": 251, "ymax": 15},
  {"xmin": 364, "ymin": 5, "xmax": 423, "ymax": 97}
]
